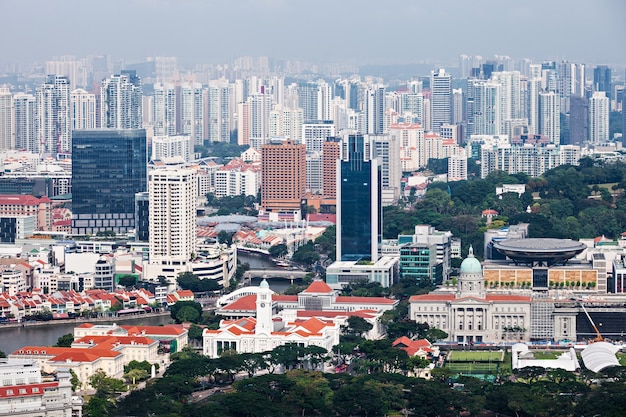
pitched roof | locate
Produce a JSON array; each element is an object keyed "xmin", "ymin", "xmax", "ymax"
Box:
[
  {"xmin": 335, "ymin": 296, "xmax": 396, "ymax": 304},
  {"xmin": 409, "ymin": 294, "xmax": 455, "ymax": 302},
  {"xmin": 303, "ymin": 280, "xmax": 333, "ymax": 294}
]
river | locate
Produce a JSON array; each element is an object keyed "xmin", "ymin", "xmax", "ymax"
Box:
[
  {"xmin": 0, "ymin": 314, "xmax": 172, "ymax": 357},
  {"xmin": 237, "ymin": 251, "xmax": 298, "ymax": 294},
  {"xmin": 0, "ymin": 252, "xmax": 295, "ymax": 356}
]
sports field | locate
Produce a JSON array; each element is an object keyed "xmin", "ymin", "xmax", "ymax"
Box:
[
  {"xmin": 447, "ymin": 351, "xmax": 504, "ymax": 362},
  {"xmin": 445, "ymin": 350, "xmax": 505, "ymax": 374}
]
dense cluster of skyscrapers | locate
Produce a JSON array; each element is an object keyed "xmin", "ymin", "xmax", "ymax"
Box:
[{"xmin": 0, "ymin": 55, "xmax": 622, "ymax": 267}]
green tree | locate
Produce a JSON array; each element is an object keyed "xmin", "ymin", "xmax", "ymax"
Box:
[
  {"xmin": 217, "ymin": 230, "xmax": 234, "ymax": 245},
  {"xmin": 268, "ymin": 243, "xmax": 288, "ymax": 258},
  {"xmin": 88, "ymin": 370, "xmax": 126, "ymax": 398},
  {"xmin": 117, "ymin": 274, "xmax": 137, "ymax": 287},
  {"xmin": 284, "ymin": 370, "xmax": 333, "ymax": 416},
  {"xmin": 54, "ymin": 333, "xmax": 74, "ymax": 347},
  {"xmin": 69, "ymin": 369, "xmax": 80, "ymax": 391},
  {"xmin": 341, "ymin": 316, "xmax": 373, "ymax": 338},
  {"xmin": 187, "ymin": 323, "xmax": 204, "ymax": 340},
  {"xmin": 170, "ymin": 300, "xmax": 203, "ymax": 324},
  {"xmin": 176, "ymin": 305, "xmax": 201, "ymax": 323}
]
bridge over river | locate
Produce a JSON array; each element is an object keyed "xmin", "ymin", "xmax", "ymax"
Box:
[{"xmin": 243, "ymin": 268, "xmax": 307, "ymax": 284}]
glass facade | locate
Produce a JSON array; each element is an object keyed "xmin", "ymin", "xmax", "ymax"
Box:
[
  {"xmin": 72, "ymin": 129, "xmax": 147, "ymax": 235},
  {"xmin": 339, "ymin": 134, "xmax": 381, "ymax": 261},
  {"xmin": 399, "ymin": 244, "xmax": 443, "ymax": 285}
]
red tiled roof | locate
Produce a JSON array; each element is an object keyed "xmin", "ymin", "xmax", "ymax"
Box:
[
  {"xmin": 335, "ymin": 296, "xmax": 396, "ymax": 304},
  {"xmin": 272, "ymin": 295, "xmax": 298, "ymax": 302},
  {"xmin": 121, "ymin": 324, "xmax": 187, "ymax": 336},
  {"xmin": 303, "ymin": 280, "xmax": 333, "ymax": 294},
  {"xmin": 221, "ymin": 294, "xmax": 256, "ymax": 311},
  {"xmin": 0, "ymin": 382, "xmax": 58, "ymax": 398}
]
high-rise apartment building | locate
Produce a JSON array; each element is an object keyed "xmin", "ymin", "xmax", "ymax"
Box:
[
  {"xmin": 371, "ymin": 134, "xmax": 401, "ymax": 206},
  {"xmin": 177, "ymin": 82, "xmax": 204, "ymax": 144},
  {"xmin": 151, "ymin": 135, "xmax": 194, "ymax": 162},
  {"xmin": 589, "ymin": 91, "xmax": 610, "ymax": 143},
  {"xmin": 399, "ymin": 91, "xmax": 424, "ymax": 124},
  {"xmin": 248, "ymin": 89, "xmax": 273, "ymax": 149},
  {"xmin": 0, "ymin": 87, "xmax": 13, "ymax": 151},
  {"xmin": 100, "ymin": 70, "xmax": 143, "ymax": 129},
  {"xmin": 491, "ymin": 71, "xmax": 522, "ymax": 128},
  {"xmin": 148, "ymin": 166, "xmax": 197, "ymax": 281},
  {"xmin": 538, "ymin": 91, "xmax": 560, "ymax": 144},
  {"xmin": 365, "ymin": 85, "xmax": 386, "ymax": 135},
  {"xmin": 430, "ymin": 69, "xmax": 451, "ymax": 134},
  {"xmin": 261, "ymin": 139, "xmax": 306, "ymax": 214},
  {"xmin": 303, "ymin": 120, "xmax": 335, "ymax": 154},
  {"xmin": 467, "ymin": 79, "xmax": 501, "ymax": 136},
  {"xmin": 569, "ymin": 96, "xmax": 589, "ymax": 145},
  {"xmin": 13, "ymin": 93, "xmax": 37, "ymax": 152},
  {"xmin": 337, "ymin": 133, "xmax": 381, "ymax": 262},
  {"xmin": 594, "ymin": 65, "xmax": 612, "ymax": 99},
  {"xmin": 322, "ymin": 137, "xmax": 341, "ymax": 200},
  {"xmin": 70, "ymin": 88, "xmax": 96, "ymax": 130},
  {"xmin": 269, "ymin": 106, "xmax": 303, "ymax": 143},
  {"xmin": 37, "ymin": 75, "xmax": 71, "ymax": 153},
  {"xmin": 558, "ymin": 62, "xmax": 585, "ymax": 113},
  {"xmin": 207, "ymin": 82, "xmax": 232, "ymax": 143},
  {"xmin": 71, "ymin": 129, "xmax": 147, "ymax": 235},
  {"xmin": 299, "ymin": 80, "xmax": 332, "ymax": 122},
  {"xmin": 152, "ymin": 83, "xmax": 176, "ymax": 136}
]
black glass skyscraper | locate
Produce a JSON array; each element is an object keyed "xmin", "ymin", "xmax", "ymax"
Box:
[
  {"xmin": 337, "ymin": 134, "xmax": 381, "ymax": 262},
  {"xmin": 72, "ymin": 129, "xmax": 147, "ymax": 235}
]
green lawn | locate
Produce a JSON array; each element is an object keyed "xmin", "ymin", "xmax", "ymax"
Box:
[{"xmin": 448, "ymin": 351, "xmax": 504, "ymax": 362}]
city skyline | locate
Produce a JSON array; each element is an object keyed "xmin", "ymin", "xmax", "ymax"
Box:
[{"xmin": 1, "ymin": 0, "xmax": 625, "ymax": 68}]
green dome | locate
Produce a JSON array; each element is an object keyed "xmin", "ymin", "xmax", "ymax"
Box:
[
  {"xmin": 460, "ymin": 246, "xmax": 482, "ymax": 274},
  {"xmin": 260, "ymin": 279, "xmax": 270, "ymax": 289}
]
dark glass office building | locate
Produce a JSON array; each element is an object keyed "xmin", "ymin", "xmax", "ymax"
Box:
[
  {"xmin": 72, "ymin": 129, "xmax": 147, "ymax": 235},
  {"xmin": 337, "ymin": 134, "xmax": 381, "ymax": 262}
]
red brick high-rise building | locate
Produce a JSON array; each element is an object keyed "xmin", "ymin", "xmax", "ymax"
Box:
[
  {"xmin": 322, "ymin": 137, "xmax": 341, "ymax": 200},
  {"xmin": 261, "ymin": 140, "xmax": 306, "ymax": 213}
]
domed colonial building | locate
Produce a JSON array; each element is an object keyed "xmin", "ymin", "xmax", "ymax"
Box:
[{"xmin": 409, "ymin": 247, "xmax": 531, "ymax": 344}]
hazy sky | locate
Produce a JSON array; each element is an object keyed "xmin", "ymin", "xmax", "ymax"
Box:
[{"xmin": 2, "ymin": 0, "xmax": 625, "ymax": 68}]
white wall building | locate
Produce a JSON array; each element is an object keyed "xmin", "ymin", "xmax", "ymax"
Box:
[
  {"xmin": 203, "ymin": 279, "xmax": 340, "ymax": 358},
  {"xmin": 151, "ymin": 135, "xmax": 194, "ymax": 163},
  {"xmin": 410, "ymin": 248, "xmax": 532, "ymax": 344},
  {"xmin": 589, "ymin": 91, "xmax": 610, "ymax": 143},
  {"xmin": 147, "ymin": 166, "xmax": 197, "ymax": 285}
]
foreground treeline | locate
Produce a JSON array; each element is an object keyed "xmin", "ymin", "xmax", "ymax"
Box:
[{"xmin": 85, "ymin": 346, "xmax": 626, "ymax": 417}]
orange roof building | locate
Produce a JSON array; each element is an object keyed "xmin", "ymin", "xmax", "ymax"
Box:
[{"xmin": 203, "ymin": 279, "xmax": 339, "ymax": 358}]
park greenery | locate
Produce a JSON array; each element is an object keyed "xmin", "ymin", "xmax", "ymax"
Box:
[
  {"xmin": 177, "ymin": 271, "xmax": 222, "ymax": 293},
  {"xmin": 206, "ymin": 193, "xmax": 258, "ymax": 216},
  {"xmin": 386, "ymin": 158, "xmax": 626, "ymax": 259}
]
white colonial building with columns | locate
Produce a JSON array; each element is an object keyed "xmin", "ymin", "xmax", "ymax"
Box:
[{"xmin": 409, "ymin": 247, "xmax": 532, "ymax": 344}]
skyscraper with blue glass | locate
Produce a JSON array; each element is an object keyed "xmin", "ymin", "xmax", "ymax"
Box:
[
  {"xmin": 72, "ymin": 129, "xmax": 147, "ymax": 235},
  {"xmin": 336, "ymin": 133, "xmax": 381, "ymax": 262}
]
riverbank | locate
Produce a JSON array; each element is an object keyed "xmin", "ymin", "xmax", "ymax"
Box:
[{"xmin": 0, "ymin": 311, "xmax": 172, "ymax": 329}]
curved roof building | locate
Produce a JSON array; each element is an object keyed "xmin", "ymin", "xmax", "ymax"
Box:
[{"xmin": 493, "ymin": 238, "xmax": 587, "ymax": 266}]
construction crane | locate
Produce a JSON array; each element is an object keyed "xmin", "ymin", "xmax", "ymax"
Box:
[{"xmin": 574, "ymin": 299, "xmax": 603, "ymax": 342}]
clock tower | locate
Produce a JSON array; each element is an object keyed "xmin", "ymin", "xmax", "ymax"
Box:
[{"xmin": 255, "ymin": 279, "xmax": 273, "ymax": 335}]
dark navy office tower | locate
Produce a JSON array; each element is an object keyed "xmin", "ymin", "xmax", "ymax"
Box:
[
  {"xmin": 72, "ymin": 129, "xmax": 147, "ymax": 235},
  {"xmin": 336, "ymin": 133, "xmax": 381, "ymax": 262}
]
